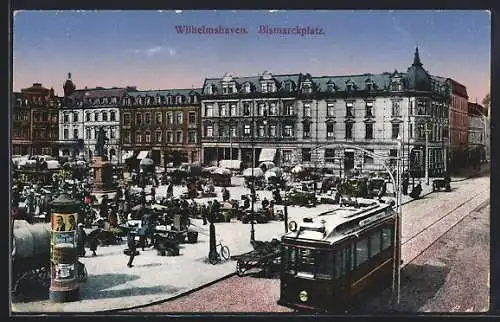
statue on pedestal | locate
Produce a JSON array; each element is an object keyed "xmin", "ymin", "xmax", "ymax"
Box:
[{"xmin": 95, "ymin": 127, "xmax": 108, "ymax": 158}]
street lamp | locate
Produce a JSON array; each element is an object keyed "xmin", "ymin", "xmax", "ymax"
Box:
[
  {"xmin": 250, "ymin": 104, "xmax": 255, "ymax": 242},
  {"xmin": 394, "ymin": 135, "xmax": 403, "ymax": 305}
]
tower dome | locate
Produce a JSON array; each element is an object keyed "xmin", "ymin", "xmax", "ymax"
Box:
[{"xmin": 63, "ymin": 72, "xmax": 76, "ymax": 97}]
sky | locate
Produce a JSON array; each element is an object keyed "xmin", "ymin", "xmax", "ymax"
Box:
[{"xmin": 13, "ymin": 10, "xmax": 491, "ymax": 102}]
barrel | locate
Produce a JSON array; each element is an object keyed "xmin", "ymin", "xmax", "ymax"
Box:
[{"xmin": 12, "ymin": 220, "xmax": 51, "ymax": 260}]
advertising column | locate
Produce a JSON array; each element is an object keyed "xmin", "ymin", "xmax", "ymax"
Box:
[{"xmin": 49, "ymin": 194, "xmax": 80, "ymax": 302}]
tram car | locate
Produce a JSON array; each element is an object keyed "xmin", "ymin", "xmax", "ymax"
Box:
[{"xmin": 278, "ymin": 199, "xmax": 397, "ymax": 313}]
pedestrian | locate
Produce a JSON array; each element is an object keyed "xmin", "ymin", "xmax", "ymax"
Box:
[
  {"xmin": 201, "ymin": 204, "xmax": 208, "ymax": 225},
  {"xmin": 261, "ymin": 197, "xmax": 270, "ymax": 209},
  {"xmin": 150, "ymin": 186, "xmax": 156, "ymax": 204},
  {"xmin": 88, "ymin": 232, "xmax": 99, "ymax": 256},
  {"xmin": 126, "ymin": 231, "xmax": 137, "ymax": 268},
  {"xmin": 76, "ymin": 223, "xmax": 87, "ymax": 257},
  {"xmin": 167, "ymin": 182, "xmax": 174, "ymax": 198},
  {"xmin": 108, "ymin": 208, "xmax": 118, "ymax": 227}
]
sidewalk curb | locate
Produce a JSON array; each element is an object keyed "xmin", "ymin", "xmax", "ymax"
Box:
[{"xmin": 107, "ymin": 270, "xmax": 238, "ymax": 312}]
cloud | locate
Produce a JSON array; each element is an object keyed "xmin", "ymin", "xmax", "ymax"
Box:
[{"xmin": 133, "ymin": 46, "xmax": 176, "ymax": 57}]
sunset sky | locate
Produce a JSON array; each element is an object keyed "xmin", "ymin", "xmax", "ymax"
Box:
[{"xmin": 13, "ymin": 10, "xmax": 491, "ymax": 102}]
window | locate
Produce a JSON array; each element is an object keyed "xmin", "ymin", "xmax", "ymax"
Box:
[
  {"xmin": 303, "ymin": 104, "xmax": 311, "ymax": 117},
  {"xmin": 261, "ymin": 83, "xmax": 268, "ymax": 93},
  {"xmin": 302, "ymin": 82, "xmax": 312, "ymax": 94},
  {"xmin": 381, "ymin": 228, "xmax": 393, "ymax": 250},
  {"xmin": 101, "ymin": 111, "xmax": 107, "ymax": 121},
  {"xmin": 392, "ymin": 101, "xmax": 401, "ymax": 116},
  {"xmin": 73, "ymin": 129, "xmax": 78, "ymax": 139},
  {"xmin": 366, "ymin": 82, "xmax": 373, "ymax": 91},
  {"xmin": 109, "ymin": 128, "xmax": 115, "ymax": 139},
  {"xmin": 167, "ymin": 131, "xmax": 173, "ymax": 142},
  {"xmin": 155, "ymin": 112, "xmax": 162, "ymax": 124},
  {"xmin": 346, "ymin": 83, "xmax": 353, "ymax": 92},
  {"xmin": 269, "ymin": 103, "xmax": 278, "ymax": 116},
  {"xmin": 205, "ymin": 105, "xmax": 213, "ymax": 117},
  {"xmin": 345, "ymin": 123, "xmax": 353, "ymax": 139},
  {"xmin": 244, "ymin": 83, "xmax": 251, "ymax": 93},
  {"xmin": 205, "ymin": 125, "xmax": 213, "ymax": 137},
  {"xmin": 365, "ymin": 123, "xmax": 373, "ymax": 139},
  {"xmin": 325, "ymin": 149, "xmax": 335, "ymax": 162},
  {"xmin": 230, "ymin": 125, "xmax": 237, "ymax": 137},
  {"xmin": 230, "ymin": 104, "xmax": 237, "ymax": 116},
  {"xmin": 244, "ymin": 124, "xmax": 251, "ymax": 136},
  {"xmin": 86, "ymin": 128, "xmax": 91, "ymax": 140},
  {"xmin": 176, "ymin": 96, "xmax": 183, "ymax": 104},
  {"xmin": 283, "ymin": 125, "xmax": 293, "ymax": 137},
  {"xmin": 176, "ymin": 112, "xmax": 183, "ymax": 124},
  {"xmin": 327, "ymin": 83, "xmax": 336, "ymax": 93},
  {"xmin": 137, "ymin": 97, "xmax": 143, "ymax": 105},
  {"xmin": 283, "ymin": 150, "xmax": 292, "ymax": 162},
  {"xmin": 110, "ymin": 111, "xmax": 116, "ymax": 121},
  {"xmin": 188, "ymin": 112, "xmax": 196, "ymax": 124},
  {"xmin": 409, "ymin": 123, "xmax": 413, "ymax": 138},
  {"xmin": 269, "ymin": 125, "xmax": 276, "ymax": 137},
  {"xmin": 326, "ymin": 123, "xmax": 334, "ymax": 139},
  {"xmin": 284, "ymin": 103, "xmax": 294, "ymax": 116},
  {"xmin": 188, "ymin": 131, "xmax": 196, "ymax": 143},
  {"xmin": 136, "ymin": 131, "xmax": 142, "ymax": 143},
  {"xmin": 167, "ymin": 112, "xmax": 173, "ymax": 124},
  {"xmin": 155, "ymin": 130, "xmax": 162, "ymax": 143},
  {"xmin": 327, "ymin": 103, "xmax": 335, "ymax": 117},
  {"xmin": 283, "ymin": 246, "xmax": 297, "ymax": 274},
  {"xmin": 303, "ymin": 122, "xmax": 311, "ymax": 138},
  {"xmin": 136, "ymin": 113, "xmax": 143, "ymax": 125},
  {"xmin": 220, "ymin": 104, "xmax": 227, "ymax": 117},
  {"xmin": 258, "ymin": 125, "xmax": 265, "ymax": 137},
  {"xmin": 389, "ymin": 149, "xmax": 397, "ymax": 166},
  {"xmin": 94, "ymin": 112, "xmax": 99, "ymax": 122},
  {"xmin": 335, "ymin": 247, "xmax": 347, "ymax": 278},
  {"xmin": 392, "ymin": 123, "xmax": 400, "ymax": 139},
  {"xmin": 243, "ymin": 103, "xmax": 251, "ymax": 116},
  {"xmin": 123, "ymin": 130, "xmax": 131, "ymax": 143},
  {"xmin": 63, "ymin": 128, "xmax": 69, "ymax": 140},
  {"xmin": 364, "ymin": 148, "xmax": 374, "ymax": 164},
  {"xmin": 73, "ymin": 112, "xmax": 78, "ymax": 122},
  {"xmin": 297, "ymin": 248, "xmax": 315, "ymax": 277},
  {"xmin": 365, "ymin": 101, "xmax": 374, "ymax": 117},
  {"xmin": 155, "ymin": 96, "xmax": 162, "ymax": 105},
  {"xmin": 302, "ymin": 148, "xmax": 311, "ymax": 162},
  {"xmin": 176, "ymin": 131, "xmax": 183, "ymax": 143},
  {"xmin": 167, "ymin": 96, "xmax": 173, "ymax": 104},
  {"xmin": 123, "ymin": 113, "xmax": 130, "ymax": 125},
  {"xmin": 258, "ymin": 103, "xmax": 266, "ymax": 116},
  {"xmin": 346, "ymin": 102, "xmax": 354, "ymax": 117},
  {"xmin": 145, "ymin": 113, "xmax": 151, "ymax": 124},
  {"xmin": 356, "ymin": 238, "xmax": 369, "ymax": 267},
  {"xmin": 63, "ymin": 114, "xmax": 69, "ymax": 123},
  {"xmin": 316, "ymin": 251, "xmax": 335, "ymax": 279}
]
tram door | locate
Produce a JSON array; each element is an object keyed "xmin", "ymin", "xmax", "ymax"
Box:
[{"xmin": 344, "ymin": 152, "xmax": 354, "ymax": 172}]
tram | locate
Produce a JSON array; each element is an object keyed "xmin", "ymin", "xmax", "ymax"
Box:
[{"xmin": 277, "ymin": 198, "xmax": 398, "ymax": 313}]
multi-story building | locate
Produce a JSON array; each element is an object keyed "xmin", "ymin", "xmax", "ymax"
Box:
[
  {"xmin": 62, "ymin": 74, "xmax": 131, "ymax": 162},
  {"xmin": 447, "ymin": 78, "xmax": 469, "ymax": 169},
  {"xmin": 22, "ymin": 83, "xmax": 62, "ymax": 156},
  {"xmin": 200, "ymin": 72, "xmax": 301, "ymax": 167},
  {"xmin": 200, "ymin": 48, "xmax": 450, "ymax": 177},
  {"xmin": 12, "ymin": 92, "xmax": 32, "ymax": 155},
  {"xmin": 120, "ymin": 89, "xmax": 202, "ymax": 166},
  {"xmin": 467, "ymin": 102, "xmax": 488, "ymax": 163},
  {"xmin": 59, "ymin": 73, "xmax": 84, "ymax": 157}
]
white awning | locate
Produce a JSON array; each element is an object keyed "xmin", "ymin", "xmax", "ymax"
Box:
[
  {"xmin": 218, "ymin": 160, "xmax": 242, "ymax": 170},
  {"xmin": 259, "ymin": 148, "xmax": 276, "ymax": 162},
  {"xmin": 121, "ymin": 151, "xmax": 134, "ymax": 162},
  {"xmin": 137, "ymin": 151, "xmax": 149, "ymax": 159}
]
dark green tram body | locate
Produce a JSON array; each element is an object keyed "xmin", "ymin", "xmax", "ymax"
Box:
[{"xmin": 278, "ymin": 199, "xmax": 397, "ymax": 313}]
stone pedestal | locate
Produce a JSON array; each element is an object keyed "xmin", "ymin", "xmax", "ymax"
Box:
[{"xmin": 92, "ymin": 156, "xmax": 116, "ymax": 194}]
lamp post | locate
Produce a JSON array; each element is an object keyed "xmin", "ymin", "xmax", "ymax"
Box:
[
  {"xmin": 424, "ymin": 122, "xmax": 431, "ymax": 185},
  {"xmin": 395, "ymin": 135, "xmax": 403, "ymax": 304},
  {"xmin": 250, "ymin": 104, "xmax": 255, "ymax": 242}
]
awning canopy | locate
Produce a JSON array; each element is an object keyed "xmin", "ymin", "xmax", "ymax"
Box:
[
  {"xmin": 121, "ymin": 151, "xmax": 134, "ymax": 162},
  {"xmin": 259, "ymin": 148, "xmax": 276, "ymax": 162},
  {"xmin": 137, "ymin": 151, "xmax": 149, "ymax": 159},
  {"xmin": 218, "ymin": 160, "xmax": 242, "ymax": 170}
]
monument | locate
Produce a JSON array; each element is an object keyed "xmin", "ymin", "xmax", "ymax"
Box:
[{"xmin": 91, "ymin": 127, "xmax": 116, "ymax": 193}]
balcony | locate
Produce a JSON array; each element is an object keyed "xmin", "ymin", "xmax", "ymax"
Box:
[{"xmin": 202, "ymin": 135, "xmax": 297, "ymax": 143}]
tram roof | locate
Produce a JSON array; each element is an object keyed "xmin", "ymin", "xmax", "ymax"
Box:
[{"xmin": 283, "ymin": 198, "xmax": 395, "ymax": 245}]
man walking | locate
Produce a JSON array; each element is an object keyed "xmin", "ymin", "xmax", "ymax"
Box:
[{"xmin": 126, "ymin": 231, "xmax": 137, "ymax": 268}]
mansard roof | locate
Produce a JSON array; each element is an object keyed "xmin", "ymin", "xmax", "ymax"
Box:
[
  {"xmin": 312, "ymin": 73, "xmax": 392, "ymax": 92},
  {"xmin": 202, "ymin": 73, "xmax": 302, "ymax": 95},
  {"xmin": 126, "ymin": 88, "xmax": 202, "ymax": 98}
]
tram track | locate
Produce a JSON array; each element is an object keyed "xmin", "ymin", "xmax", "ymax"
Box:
[{"xmin": 402, "ymin": 193, "xmax": 489, "ymax": 267}]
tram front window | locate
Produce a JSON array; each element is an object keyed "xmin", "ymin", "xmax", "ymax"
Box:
[{"xmin": 297, "ymin": 248, "xmax": 315, "ymax": 278}]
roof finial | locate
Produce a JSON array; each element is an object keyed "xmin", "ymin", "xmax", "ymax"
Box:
[
  {"xmin": 413, "ymin": 45, "xmax": 422, "ymax": 67},
  {"xmin": 68, "ymin": 72, "xmax": 72, "ymax": 80}
]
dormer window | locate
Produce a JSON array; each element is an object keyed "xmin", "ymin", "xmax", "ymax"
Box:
[
  {"xmin": 205, "ymin": 84, "xmax": 213, "ymax": 95},
  {"xmin": 261, "ymin": 83, "xmax": 268, "ymax": 93},
  {"xmin": 123, "ymin": 97, "xmax": 129, "ymax": 105},
  {"xmin": 146, "ymin": 97, "xmax": 151, "ymax": 105},
  {"xmin": 284, "ymin": 81, "xmax": 292, "ymax": 92},
  {"xmin": 155, "ymin": 96, "xmax": 161, "ymax": 104},
  {"xmin": 137, "ymin": 97, "xmax": 143, "ymax": 105},
  {"xmin": 365, "ymin": 82, "xmax": 374, "ymax": 91},
  {"xmin": 346, "ymin": 81, "xmax": 355, "ymax": 92},
  {"xmin": 111, "ymin": 97, "xmax": 117, "ymax": 104},
  {"xmin": 244, "ymin": 83, "xmax": 251, "ymax": 93},
  {"xmin": 390, "ymin": 80, "xmax": 403, "ymax": 91},
  {"xmin": 189, "ymin": 95, "xmax": 197, "ymax": 104},
  {"xmin": 176, "ymin": 95, "xmax": 183, "ymax": 104},
  {"xmin": 167, "ymin": 95, "xmax": 173, "ymax": 104},
  {"xmin": 327, "ymin": 83, "xmax": 336, "ymax": 92},
  {"xmin": 302, "ymin": 82, "xmax": 312, "ymax": 94}
]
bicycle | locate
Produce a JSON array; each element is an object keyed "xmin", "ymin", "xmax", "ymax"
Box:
[{"xmin": 209, "ymin": 239, "xmax": 231, "ymax": 265}]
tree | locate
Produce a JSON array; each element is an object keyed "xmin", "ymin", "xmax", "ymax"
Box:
[{"xmin": 482, "ymin": 93, "xmax": 490, "ymax": 116}]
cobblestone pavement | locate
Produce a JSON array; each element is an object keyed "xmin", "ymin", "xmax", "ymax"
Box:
[
  {"xmin": 11, "ymin": 168, "xmax": 489, "ymax": 313},
  {"xmin": 128, "ymin": 175, "xmax": 490, "ymax": 313}
]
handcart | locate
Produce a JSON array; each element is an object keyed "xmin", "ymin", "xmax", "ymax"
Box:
[{"xmin": 235, "ymin": 239, "xmax": 281, "ymax": 277}]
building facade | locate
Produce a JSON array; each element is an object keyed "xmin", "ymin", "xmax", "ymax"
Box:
[
  {"xmin": 467, "ymin": 102, "xmax": 488, "ymax": 162},
  {"xmin": 200, "ymin": 48, "xmax": 450, "ymax": 177},
  {"xmin": 21, "ymin": 83, "xmax": 62, "ymax": 156},
  {"xmin": 120, "ymin": 89, "xmax": 202, "ymax": 166},
  {"xmin": 12, "ymin": 92, "xmax": 32, "ymax": 155},
  {"xmin": 447, "ymin": 79, "xmax": 469, "ymax": 169}
]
